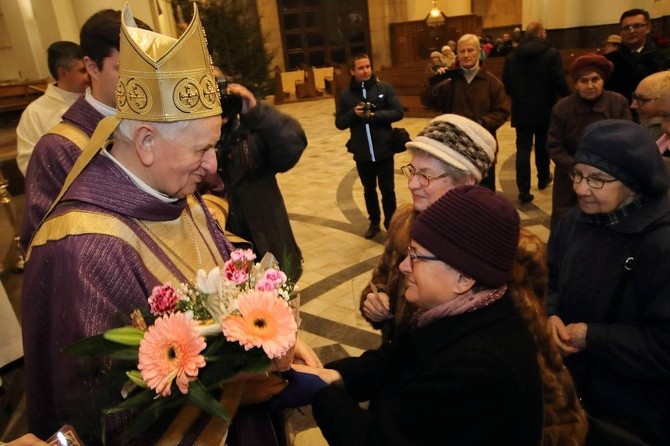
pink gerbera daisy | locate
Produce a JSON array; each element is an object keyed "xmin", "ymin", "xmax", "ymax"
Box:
[
  {"xmin": 221, "ymin": 290, "xmax": 297, "ymax": 359},
  {"xmin": 138, "ymin": 312, "xmax": 206, "ymax": 397}
]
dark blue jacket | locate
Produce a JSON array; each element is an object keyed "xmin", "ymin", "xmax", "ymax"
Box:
[{"xmin": 548, "ymin": 194, "xmax": 670, "ymax": 444}]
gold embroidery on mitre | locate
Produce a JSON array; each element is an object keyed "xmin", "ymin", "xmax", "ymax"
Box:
[{"xmin": 116, "ymin": 3, "xmax": 222, "ymax": 122}]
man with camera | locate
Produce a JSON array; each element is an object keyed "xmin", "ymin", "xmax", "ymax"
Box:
[
  {"xmin": 336, "ymin": 53, "xmax": 404, "ymax": 239},
  {"xmin": 212, "ymin": 73, "xmax": 307, "ymax": 282}
]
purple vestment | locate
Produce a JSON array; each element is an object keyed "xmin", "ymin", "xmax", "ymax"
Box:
[
  {"xmin": 20, "ymin": 96, "xmax": 104, "ymax": 252},
  {"xmin": 21, "ymin": 153, "xmax": 233, "ymax": 443}
]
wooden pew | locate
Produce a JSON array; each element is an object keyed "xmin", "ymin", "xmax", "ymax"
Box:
[
  {"xmin": 0, "ymin": 78, "xmax": 49, "ymax": 115},
  {"xmin": 274, "ymin": 66, "xmax": 337, "ymax": 104}
]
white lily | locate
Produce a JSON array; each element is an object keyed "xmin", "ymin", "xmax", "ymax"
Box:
[{"xmin": 196, "ymin": 267, "xmax": 220, "ymax": 295}]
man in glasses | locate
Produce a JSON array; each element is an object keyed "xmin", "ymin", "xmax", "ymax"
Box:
[
  {"xmin": 605, "ymin": 8, "xmax": 659, "ymax": 117},
  {"xmin": 358, "ymin": 114, "xmax": 495, "ymax": 342}
]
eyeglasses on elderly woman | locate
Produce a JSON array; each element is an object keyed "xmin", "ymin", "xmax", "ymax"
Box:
[
  {"xmin": 406, "ymin": 246, "xmax": 440, "ymax": 269},
  {"xmin": 569, "ymin": 169, "xmax": 620, "ymax": 189},
  {"xmin": 401, "ymin": 164, "xmax": 450, "ymax": 187}
]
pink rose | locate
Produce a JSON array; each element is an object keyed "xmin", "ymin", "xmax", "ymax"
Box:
[
  {"xmin": 230, "ymin": 249, "xmax": 256, "ymax": 263},
  {"xmin": 262, "ymin": 268, "xmax": 287, "ymax": 287},
  {"xmin": 148, "ymin": 283, "xmax": 180, "ymax": 316},
  {"xmin": 223, "ymin": 259, "xmax": 249, "ymax": 285},
  {"xmin": 255, "ymin": 277, "xmax": 276, "ymax": 291}
]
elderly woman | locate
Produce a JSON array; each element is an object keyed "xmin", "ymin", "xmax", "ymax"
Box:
[
  {"xmin": 427, "ymin": 51, "xmax": 448, "ymax": 74},
  {"xmin": 294, "ymin": 186, "xmax": 545, "ymax": 444},
  {"xmin": 360, "ymin": 114, "xmax": 495, "ymax": 342},
  {"xmin": 547, "ymin": 119, "xmax": 670, "ymax": 445},
  {"xmin": 547, "ymin": 53, "xmax": 632, "ymax": 228}
]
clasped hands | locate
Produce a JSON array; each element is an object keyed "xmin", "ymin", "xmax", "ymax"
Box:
[
  {"xmin": 232, "ymin": 337, "xmax": 341, "ymax": 409},
  {"xmin": 548, "ymin": 315, "xmax": 588, "ymax": 356}
]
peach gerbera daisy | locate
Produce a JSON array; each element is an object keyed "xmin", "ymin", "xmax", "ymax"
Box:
[
  {"xmin": 138, "ymin": 312, "xmax": 206, "ymax": 397},
  {"xmin": 221, "ymin": 290, "xmax": 297, "ymax": 359}
]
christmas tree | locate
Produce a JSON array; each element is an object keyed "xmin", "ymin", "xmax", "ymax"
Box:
[{"xmin": 172, "ymin": 0, "xmax": 275, "ymax": 97}]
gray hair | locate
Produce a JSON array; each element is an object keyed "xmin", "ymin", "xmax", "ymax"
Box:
[
  {"xmin": 458, "ymin": 34, "xmax": 481, "ymax": 52},
  {"xmin": 115, "ymin": 119, "xmax": 191, "ymax": 142}
]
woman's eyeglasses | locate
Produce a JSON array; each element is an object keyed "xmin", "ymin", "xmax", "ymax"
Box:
[
  {"xmin": 569, "ymin": 170, "xmax": 619, "ymax": 189},
  {"xmin": 401, "ymin": 164, "xmax": 449, "ymax": 187},
  {"xmin": 407, "ymin": 247, "xmax": 440, "ymax": 269}
]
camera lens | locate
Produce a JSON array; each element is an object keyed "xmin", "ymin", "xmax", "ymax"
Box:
[{"xmin": 221, "ymin": 93, "xmax": 243, "ymax": 118}]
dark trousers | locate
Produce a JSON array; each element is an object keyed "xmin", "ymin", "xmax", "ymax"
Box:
[
  {"xmin": 355, "ymin": 157, "xmax": 396, "ymax": 228},
  {"xmin": 480, "ymin": 164, "xmax": 496, "ymax": 192},
  {"xmin": 515, "ymin": 124, "xmax": 551, "ymax": 195}
]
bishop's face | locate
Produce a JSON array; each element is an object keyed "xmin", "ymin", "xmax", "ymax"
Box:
[{"xmin": 151, "ymin": 115, "xmax": 222, "ymax": 198}]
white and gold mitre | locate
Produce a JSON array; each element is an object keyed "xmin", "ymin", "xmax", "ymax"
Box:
[{"xmin": 116, "ymin": 3, "xmax": 222, "ymax": 122}]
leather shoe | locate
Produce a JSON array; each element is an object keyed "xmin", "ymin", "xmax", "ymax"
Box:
[
  {"xmin": 364, "ymin": 224, "xmax": 380, "ymax": 239},
  {"xmin": 538, "ymin": 173, "xmax": 553, "ymax": 190},
  {"xmin": 518, "ymin": 193, "xmax": 535, "ymax": 204}
]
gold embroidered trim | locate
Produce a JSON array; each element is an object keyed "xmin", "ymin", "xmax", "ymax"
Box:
[
  {"xmin": 27, "ymin": 209, "xmax": 177, "ymax": 282},
  {"xmin": 46, "ymin": 122, "xmax": 90, "ymax": 152},
  {"xmin": 27, "ymin": 198, "xmax": 225, "ymax": 283}
]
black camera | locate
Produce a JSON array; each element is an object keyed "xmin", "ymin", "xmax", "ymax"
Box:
[
  {"xmin": 216, "ymin": 76, "xmax": 243, "ymax": 119},
  {"xmin": 359, "ymin": 101, "xmax": 376, "ymax": 120}
]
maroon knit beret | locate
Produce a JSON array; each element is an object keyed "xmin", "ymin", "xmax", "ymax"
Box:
[
  {"xmin": 570, "ymin": 53, "xmax": 614, "ymax": 81},
  {"xmin": 411, "ymin": 185, "xmax": 520, "ymax": 288}
]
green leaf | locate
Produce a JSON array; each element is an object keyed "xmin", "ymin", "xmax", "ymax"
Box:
[
  {"xmin": 104, "ymin": 388, "xmax": 156, "ymax": 414},
  {"xmin": 64, "ymin": 334, "xmax": 131, "ymax": 356},
  {"xmin": 126, "ymin": 370, "xmax": 148, "ymax": 389},
  {"xmin": 188, "ymin": 379, "xmax": 230, "ymax": 421},
  {"xmin": 240, "ymin": 354, "xmax": 271, "ymax": 373},
  {"xmin": 122, "ymin": 394, "xmax": 185, "ymax": 442},
  {"xmin": 103, "ymin": 327, "xmax": 144, "ymax": 346},
  {"xmin": 107, "ymin": 348, "xmax": 139, "ymax": 362}
]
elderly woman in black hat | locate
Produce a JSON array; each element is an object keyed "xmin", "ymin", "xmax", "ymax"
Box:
[
  {"xmin": 285, "ymin": 186, "xmax": 547, "ymax": 445},
  {"xmin": 547, "ymin": 119, "xmax": 670, "ymax": 445},
  {"xmin": 547, "ymin": 53, "xmax": 632, "ymax": 228}
]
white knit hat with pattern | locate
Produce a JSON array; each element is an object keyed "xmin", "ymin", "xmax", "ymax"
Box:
[{"xmin": 406, "ymin": 114, "xmax": 496, "ymax": 182}]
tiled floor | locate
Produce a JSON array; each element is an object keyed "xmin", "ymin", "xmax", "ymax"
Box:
[{"xmin": 0, "ymin": 96, "xmax": 553, "ymax": 444}]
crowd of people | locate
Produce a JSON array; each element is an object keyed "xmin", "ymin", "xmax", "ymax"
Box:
[{"xmin": 2, "ymin": 4, "xmax": 670, "ymax": 446}]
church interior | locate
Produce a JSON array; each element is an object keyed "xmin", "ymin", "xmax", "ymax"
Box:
[{"xmin": 1, "ymin": 0, "xmax": 669, "ymax": 444}]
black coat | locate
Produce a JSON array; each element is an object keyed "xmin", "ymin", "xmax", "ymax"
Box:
[
  {"xmin": 335, "ymin": 74, "xmax": 404, "ymax": 163},
  {"xmin": 217, "ymin": 101, "xmax": 306, "ymax": 281},
  {"xmin": 605, "ymin": 41, "xmax": 659, "ymax": 104},
  {"xmin": 312, "ymin": 294, "xmax": 543, "ymax": 446},
  {"xmin": 548, "ymin": 194, "xmax": 670, "ymax": 444},
  {"xmin": 502, "ymin": 37, "xmax": 569, "ymax": 128}
]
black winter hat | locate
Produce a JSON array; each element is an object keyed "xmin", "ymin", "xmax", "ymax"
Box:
[
  {"xmin": 575, "ymin": 120, "xmax": 670, "ymax": 196},
  {"xmin": 411, "ymin": 185, "xmax": 520, "ymax": 288}
]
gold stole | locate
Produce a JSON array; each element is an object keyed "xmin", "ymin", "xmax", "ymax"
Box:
[
  {"xmin": 27, "ymin": 197, "xmax": 224, "ymax": 279},
  {"xmin": 47, "ymin": 122, "xmax": 90, "ymax": 151}
]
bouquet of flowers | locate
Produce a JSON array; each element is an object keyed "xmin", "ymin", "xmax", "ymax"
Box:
[{"xmin": 65, "ymin": 249, "xmax": 299, "ymax": 442}]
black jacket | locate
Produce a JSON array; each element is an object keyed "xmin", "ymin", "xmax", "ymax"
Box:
[
  {"xmin": 313, "ymin": 294, "xmax": 543, "ymax": 446},
  {"xmin": 335, "ymin": 74, "xmax": 404, "ymax": 163},
  {"xmin": 548, "ymin": 194, "xmax": 670, "ymax": 444},
  {"xmin": 502, "ymin": 37, "xmax": 569, "ymax": 128},
  {"xmin": 605, "ymin": 40, "xmax": 659, "ymax": 104},
  {"xmin": 217, "ymin": 101, "xmax": 306, "ymax": 281}
]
